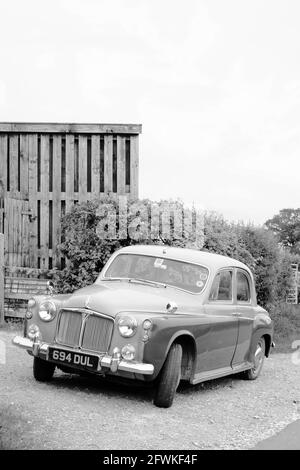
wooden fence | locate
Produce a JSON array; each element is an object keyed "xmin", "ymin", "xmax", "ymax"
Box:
[
  {"xmin": 0, "ymin": 234, "xmax": 4, "ymax": 325},
  {"xmin": 0, "ymin": 122, "xmax": 141, "ymax": 271}
]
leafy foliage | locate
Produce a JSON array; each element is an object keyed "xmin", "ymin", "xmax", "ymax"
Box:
[
  {"xmin": 52, "ymin": 197, "xmax": 201, "ymax": 293},
  {"xmin": 265, "ymin": 208, "xmax": 300, "ymax": 254},
  {"xmin": 52, "ymin": 197, "xmax": 297, "ymax": 309}
]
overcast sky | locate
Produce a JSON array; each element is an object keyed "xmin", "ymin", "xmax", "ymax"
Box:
[{"xmin": 0, "ymin": 0, "xmax": 299, "ymax": 225}]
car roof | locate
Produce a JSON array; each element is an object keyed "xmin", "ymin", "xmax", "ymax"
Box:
[{"xmin": 116, "ymin": 245, "xmax": 251, "ymax": 273}]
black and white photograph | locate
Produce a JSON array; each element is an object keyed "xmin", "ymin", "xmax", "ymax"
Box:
[{"xmin": 0, "ymin": 0, "xmax": 300, "ymax": 456}]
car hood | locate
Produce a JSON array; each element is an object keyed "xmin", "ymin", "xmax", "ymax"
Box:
[{"xmin": 58, "ymin": 281, "xmax": 203, "ymax": 318}]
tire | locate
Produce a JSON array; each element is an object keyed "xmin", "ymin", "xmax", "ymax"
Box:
[
  {"xmin": 154, "ymin": 343, "xmax": 182, "ymax": 408},
  {"xmin": 33, "ymin": 357, "xmax": 56, "ymax": 382},
  {"xmin": 243, "ymin": 337, "xmax": 265, "ymax": 380}
]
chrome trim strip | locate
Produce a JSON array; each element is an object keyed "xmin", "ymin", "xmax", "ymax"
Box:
[
  {"xmin": 12, "ymin": 336, "xmax": 33, "ymax": 349},
  {"xmin": 55, "ymin": 308, "xmax": 115, "ymax": 352},
  {"xmin": 12, "ymin": 336, "xmax": 154, "ymax": 376}
]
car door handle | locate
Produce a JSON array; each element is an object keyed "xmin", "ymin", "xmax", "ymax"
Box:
[{"xmin": 232, "ymin": 312, "xmax": 241, "ymax": 316}]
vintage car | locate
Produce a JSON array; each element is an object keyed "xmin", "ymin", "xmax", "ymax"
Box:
[{"xmin": 13, "ymin": 245, "xmax": 274, "ymax": 408}]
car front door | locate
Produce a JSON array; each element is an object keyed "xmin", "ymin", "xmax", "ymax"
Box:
[{"xmin": 196, "ymin": 268, "xmax": 239, "ymax": 374}]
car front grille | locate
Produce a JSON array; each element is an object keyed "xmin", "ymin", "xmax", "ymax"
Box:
[
  {"xmin": 81, "ymin": 314, "xmax": 114, "ymax": 352},
  {"xmin": 56, "ymin": 309, "xmax": 113, "ymax": 353},
  {"xmin": 56, "ymin": 310, "xmax": 82, "ymax": 347}
]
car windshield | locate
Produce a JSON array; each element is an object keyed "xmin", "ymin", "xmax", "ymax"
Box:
[{"xmin": 102, "ymin": 254, "xmax": 209, "ymax": 294}]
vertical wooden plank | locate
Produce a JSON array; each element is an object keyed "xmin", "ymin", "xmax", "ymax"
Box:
[
  {"xmin": 21, "ymin": 202, "xmax": 30, "ymax": 267},
  {"xmin": 117, "ymin": 135, "xmax": 126, "ymax": 195},
  {"xmin": 0, "ymin": 135, "xmax": 7, "ymax": 188},
  {"xmin": 28, "ymin": 134, "xmax": 38, "ymax": 268},
  {"xmin": 0, "ymin": 135, "xmax": 7, "ymax": 234},
  {"xmin": 20, "ymin": 134, "xmax": 29, "ymax": 199},
  {"xmin": 130, "ymin": 135, "xmax": 139, "ymax": 199},
  {"xmin": 4, "ymin": 197, "xmax": 10, "ymax": 265},
  {"xmin": 52, "ymin": 135, "xmax": 61, "ymax": 268},
  {"xmin": 79, "ymin": 135, "xmax": 87, "ymax": 202},
  {"xmin": 0, "ymin": 233, "xmax": 4, "ymax": 325},
  {"xmin": 15, "ymin": 200, "xmax": 21, "ymax": 267},
  {"xmin": 104, "ymin": 135, "xmax": 113, "ymax": 194},
  {"xmin": 91, "ymin": 135, "xmax": 100, "ymax": 198},
  {"xmin": 9, "ymin": 135, "xmax": 19, "ymax": 197},
  {"xmin": 40, "ymin": 135, "xmax": 49, "ymax": 269},
  {"xmin": 65, "ymin": 134, "xmax": 74, "ymax": 212},
  {"xmin": 10, "ymin": 199, "xmax": 15, "ymax": 266}
]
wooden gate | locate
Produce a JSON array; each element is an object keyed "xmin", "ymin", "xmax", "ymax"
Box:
[{"xmin": 0, "ymin": 122, "xmax": 141, "ymax": 270}]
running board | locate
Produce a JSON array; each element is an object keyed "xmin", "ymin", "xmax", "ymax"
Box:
[{"xmin": 191, "ymin": 362, "xmax": 252, "ymax": 385}]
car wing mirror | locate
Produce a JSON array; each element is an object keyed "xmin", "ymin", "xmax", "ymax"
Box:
[{"xmin": 47, "ymin": 280, "xmax": 56, "ymax": 296}]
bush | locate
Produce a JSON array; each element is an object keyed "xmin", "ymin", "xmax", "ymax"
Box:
[
  {"xmin": 53, "ymin": 198, "xmax": 297, "ymax": 311},
  {"xmin": 202, "ymin": 215, "xmax": 296, "ymax": 307},
  {"xmin": 52, "ymin": 197, "xmax": 201, "ymax": 293},
  {"xmin": 268, "ymin": 302, "xmax": 300, "ymax": 351}
]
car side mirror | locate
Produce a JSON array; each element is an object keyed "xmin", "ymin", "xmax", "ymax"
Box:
[
  {"xmin": 166, "ymin": 301, "xmax": 178, "ymax": 313},
  {"xmin": 47, "ymin": 280, "xmax": 56, "ymax": 296}
]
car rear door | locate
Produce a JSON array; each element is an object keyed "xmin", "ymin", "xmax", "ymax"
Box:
[{"xmin": 231, "ymin": 269, "xmax": 255, "ymax": 366}]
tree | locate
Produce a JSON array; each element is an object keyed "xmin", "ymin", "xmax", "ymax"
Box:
[{"xmin": 265, "ymin": 208, "xmax": 300, "ymax": 254}]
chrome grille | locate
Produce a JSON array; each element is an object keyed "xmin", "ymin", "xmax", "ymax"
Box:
[
  {"xmin": 56, "ymin": 309, "xmax": 113, "ymax": 352},
  {"xmin": 56, "ymin": 310, "xmax": 82, "ymax": 347},
  {"xmin": 81, "ymin": 315, "xmax": 113, "ymax": 352}
]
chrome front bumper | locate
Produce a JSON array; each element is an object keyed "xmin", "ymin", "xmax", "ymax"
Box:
[{"xmin": 12, "ymin": 335, "xmax": 154, "ymax": 376}]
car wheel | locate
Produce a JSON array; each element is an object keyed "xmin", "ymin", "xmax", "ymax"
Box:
[
  {"xmin": 33, "ymin": 357, "xmax": 56, "ymax": 382},
  {"xmin": 243, "ymin": 337, "xmax": 265, "ymax": 380},
  {"xmin": 153, "ymin": 343, "xmax": 182, "ymax": 408}
]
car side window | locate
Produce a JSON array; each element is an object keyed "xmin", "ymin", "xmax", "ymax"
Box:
[
  {"xmin": 237, "ymin": 271, "xmax": 251, "ymax": 302},
  {"xmin": 209, "ymin": 270, "xmax": 232, "ymax": 301}
]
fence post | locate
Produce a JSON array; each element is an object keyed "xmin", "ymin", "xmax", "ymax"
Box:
[{"xmin": 0, "ymin": 233, "xmax": 4, "ymax": 325}]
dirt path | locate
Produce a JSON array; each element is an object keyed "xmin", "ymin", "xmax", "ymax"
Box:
[{"xmin": 1, "ymin": 329, "xmax": 300, "ymax": 450}]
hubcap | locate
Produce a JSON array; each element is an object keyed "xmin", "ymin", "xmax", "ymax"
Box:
[{"xmin": 253, "ymin": 341, "xmax": 264, "ymax": 372}]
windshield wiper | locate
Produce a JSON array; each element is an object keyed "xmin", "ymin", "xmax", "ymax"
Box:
[
  {"xmin": 128, "ymin": 278, "xmax": 166, "ymax": 288},
  {"xmin": 102, "ymin": 277, "xmax": 131, "ymax": 282}
]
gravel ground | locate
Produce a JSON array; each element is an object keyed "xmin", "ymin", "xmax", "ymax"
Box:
[{"xmin": 1, "ymin": 328, "xmax": 300, "ymax": 450}]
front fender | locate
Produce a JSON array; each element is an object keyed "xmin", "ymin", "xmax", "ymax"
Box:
[{"xmin": 143, "ymin": 326, "xmax": 196, "ymax": 379}]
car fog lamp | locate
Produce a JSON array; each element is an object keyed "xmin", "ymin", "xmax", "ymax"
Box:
[
  {"xmin": 121, "ymin": 344, "xmax": 136, "ymax": 361},
  {"xmin": 28, "ymin": 324, "xmax": 41, "ymax": 341},
  {"xmin": 38, "ymin": 301, "xmax": 57, "ymax": 322},
  {"xmin": 143, "ymin": 319, "xmax": 152, "ymax": 330},
  {"xmin": 28, "ymin": 298, "xmax": 36, "ymax": 308},
  {"xmin": 118, "ymin": 316, "xmax": 138, "ymax": 338}
]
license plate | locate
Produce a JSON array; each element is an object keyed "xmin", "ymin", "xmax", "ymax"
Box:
[{"xmin": 48, "ymin": 347, "xmax": 99, "ymax": 371}]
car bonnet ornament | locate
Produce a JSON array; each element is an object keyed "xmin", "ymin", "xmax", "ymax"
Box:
[{"xmin": 85, "ymin": 296, "xmax": 91, "ymax": 309}]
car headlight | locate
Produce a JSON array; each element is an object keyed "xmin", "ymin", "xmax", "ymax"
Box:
[
  {"xmin": 118, "ymin": 316, "xmax": 138, "ymax": 338},
  {"xmin": 38, "ymin": 301, "xmax": 57, "ymax": 322},
  {"xmin": 121, "ymin": 344, "xmax": 136, "ymax": 361}
]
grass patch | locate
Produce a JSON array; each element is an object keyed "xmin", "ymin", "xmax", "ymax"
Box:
[
  {"xmin": 269, "ymin": 302, "xmax": 300, "ymax": 353},
  {"xmin": 0, "ymin": 318, "xmax": 23, "ymax": 333}
]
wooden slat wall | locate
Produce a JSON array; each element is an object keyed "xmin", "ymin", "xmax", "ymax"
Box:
[
  {"xmin": 52, "ymin": 135, "xmax": 61, "ymax": 268},
  {"xmin": 28, "ymin": 134, "xmax": 38, "ymax": 268},
  {"xmin": 0, "ymin": 135, "xmax": 7, "ymax": 234},
  {"xmin": 40, "ymin": 135, "xmax": 50, "ymax": 269},
  {"xmin": 91, "ymin": 135, "xmax": 100, "ymax": 197},
  {"xmin": 65, "ymin": 134, "xmax": 75, "ymax": 213},
  {"xmin": 0, "ymin": 124, "xmax": 140, "ymax": 269},
  {"xmin": 0, "ymin": 233, "xmax": 4, "ymax": 325}
]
